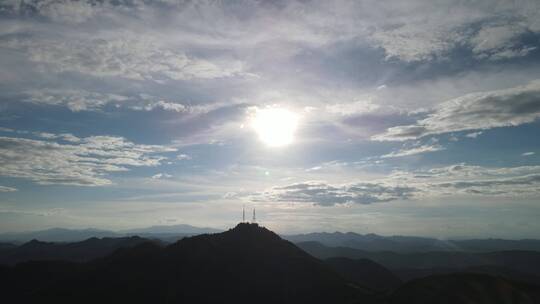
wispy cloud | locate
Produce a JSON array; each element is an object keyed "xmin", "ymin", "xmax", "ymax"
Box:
[
  {"xmin": 465, "ymin": 131, "xmax": 483, "ymax": 139},
  {"xmin": 381, "ymin": 143, "xmax": 445, "ymax": 158},
  {"xmin": 3, "ymin": 35, "xmax": 246, "ymax": 81},
  {"xmin": 244, "ymin": 164, "xmax": 540, "ymax": 206},
  {"xmin": 23, "ymin": 89, "xmax": 196, "ymax": 113},
  {"xmin": 151, "ymin": 173, "xmax": 173, "ymax": 180},
  {"xmin": 0, "ymin": 185, "xmax": 17, "ymax": 192},
  {"xmin": 24, "ymin": 89, "xmax": 127, "ymax": 112},
  {"xmin": 176, "ymin": 154, "xmax": 192, "ymax": 160},
  {"xmin": 390, "ymin": 164, "xmax": 540, "ymax": 197}
]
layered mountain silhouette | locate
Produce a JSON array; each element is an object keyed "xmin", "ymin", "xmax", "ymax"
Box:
[
  {"xmin": 2, "ymin": 223, "xmax": 539, "ymax": 303},
  {"xmin": 0, "ymin": 228, "xmax": 119, "ymax": 243},
  {"xmin": 0, "ymin": 223, "xmax": 378, "ymax": 304},
  {"xmin": 5, "ymin": 225, "xmax": 540, "ymax": 252},
  {"xmin": 285, "ymin": 232, "xmax": 458, "ymax": 252},
  {"xmin": 298, "ymin": 241, "xmax": 540, "ymax": 286},
  {"xmin": 0, "ymin": 224, "xmax": 222, "ymax": 243},
  {"xmin": 285, "ymin": 232, "xmax": 540, "ymax": 253}
]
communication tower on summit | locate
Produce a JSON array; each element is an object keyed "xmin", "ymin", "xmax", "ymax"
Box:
[
  {"xmin": 242, "ymin": 205, "xmax": 245, "ymax": 223},
  {"xmin": 252, "ymin": 208, "xmax": 256, "ymax": 223}
]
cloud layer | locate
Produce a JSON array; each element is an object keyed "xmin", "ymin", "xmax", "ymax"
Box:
[
  {"xmin": 251, "ymin": 181, "xmax": 417, "ymax": 206},
  {"xmin": 0, "ymin": 133, "xmax": 176, "ymax": 186},
  {"xmin": 381, "ymin": 143, "xmax": 445, "ymax": 158},
  {"xmin": 374, "ymin": 80, "xmax": 540, "ymax": 141},
  {"xmin": 246, "ymin": 163, "xmax": 540, "ymax": 206}
]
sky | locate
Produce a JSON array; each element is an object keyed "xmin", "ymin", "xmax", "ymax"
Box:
[{"xmin": 1, "ymin": 0, "xmax": 540, "ymax": 238}]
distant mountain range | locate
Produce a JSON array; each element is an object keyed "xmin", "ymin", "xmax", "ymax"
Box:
[
  {"xmin": 0, "ymin": 236, "xmax": 157, "ymax": 265},
  {"xmin": 119, "ymin": 224, "xmax": 221, "ymax": 235},
  {"xmin": 0, "ymin": 228, "xmax": 119, "ymax": 243},
  {"xmin": 0, "ymin": 224, "xmax": 222, "ymax": 243},
  {"xmin": 1, "ymin": 223, "xmax": 539, "ymax": 303},
  {"xmin": 283, "ymin": 231, "xmax": 540, "ymax": 253},
  {"xmin": 2, "ymin": 225, "xmax": 540, "ymax": 253}
]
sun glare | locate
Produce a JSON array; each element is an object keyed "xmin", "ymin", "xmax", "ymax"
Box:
[{"xmin": 251, "ymin": 107, "xmax": 299, "ymax": 147}]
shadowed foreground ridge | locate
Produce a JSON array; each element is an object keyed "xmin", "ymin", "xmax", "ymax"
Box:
[
  {"xmin": 389, "ymin": 273, "xmax": 540, "ymax": 304},
  {"xmin": 0, "ymin": 223, "xmax": 376, "ymax": 304}
]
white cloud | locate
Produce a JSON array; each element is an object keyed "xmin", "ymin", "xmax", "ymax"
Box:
[
  {"xmin": 24, "ymin": 89, "xmax": 127, "ymax": 112},
  {"xmin": 33, "ymin": 132, "xmax": 81, "ymax": 142},
  {"xmin": 0, "ymin": 133, "xmax": 176, "ymax": 186},
  {"xmin": 151, "ymin": 173, "xmax": 173, "ymax": 179},
  {"xmin": 177, "ymin": 154, "xmax": 192, "ymax": 160},
  {"xmin": 0, "ymin": 185, "xmax": 17, "ymax": 192},
  {"xmin": 381, "ymin": 143, "xmax": 445, "ymax": 158},
  {"xmin": 470, "ymin": 23, "xmax": 536, "ymax": 60},
  {"xmin": 465, "ymin": 131, "xmax": 483, "ymax": 138},
  {"xmin": 522, "ymin": 152, "xmax": 535, "ymax": 156},
  {"xmin": 135, "ymin": 100, "xmax": 188, "ymax": 113},
  {"xmin": 370, "ymin": 23, "xmax": 462, "ymax": 62},
  {"xmin": 367, "ymin": 2, "xmax": 539, "ymax": 62},
  {"xmin": 23, "ymin": 89, "xmax": 195, "ymax": 113},
  {"xmin": 373, "ymin": 80, "xmax": 540, "ymax": 141}
]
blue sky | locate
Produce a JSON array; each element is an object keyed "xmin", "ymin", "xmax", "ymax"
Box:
[{"xmin": 1, "ymin": 0, "xmax": 540, "ymax": 238}]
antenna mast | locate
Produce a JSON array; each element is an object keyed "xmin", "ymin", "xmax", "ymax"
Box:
[
  {"xmin": 242, "ymin": 205, "xmax": 245, "ymax": 223},
  {"xmin": 252, "ymin": 208, "xmax": 256, "ymax": 223}
]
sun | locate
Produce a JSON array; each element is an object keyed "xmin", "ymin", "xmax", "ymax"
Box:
[{"xmin": 251, "ymin": 107, "xmax": 299, "ymax": 147}]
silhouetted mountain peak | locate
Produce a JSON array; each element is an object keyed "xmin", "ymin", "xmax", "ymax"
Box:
[
  {"xmin": 225, "ymin": 222, "xmax": 281, "ymax": 241},
  {"xmin": 167, "ymin": 222, "xmax": 305, "ymax": 261}
]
